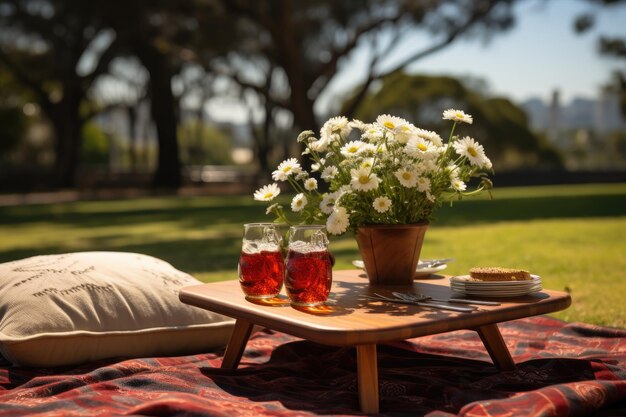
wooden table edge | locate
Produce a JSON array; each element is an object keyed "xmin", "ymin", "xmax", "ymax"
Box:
[{"xmin": 180, "ymin": 285, "xmax": 571, "ymax": 346}]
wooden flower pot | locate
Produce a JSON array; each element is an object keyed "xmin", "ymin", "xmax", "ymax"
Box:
[{"xmin": 355, "ymin": 222, "xmax": 429, "ymax": 286}]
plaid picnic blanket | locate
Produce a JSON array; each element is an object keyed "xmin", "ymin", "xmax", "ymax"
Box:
[{"xmin": 0, "ymin": 316, "xmax": 624, "ymax": 416}]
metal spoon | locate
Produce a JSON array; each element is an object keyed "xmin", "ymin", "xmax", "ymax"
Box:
[
  {"xmin": 392, "ymin": 291, "xmax": 500, "ymax": 306},
  {"xmin": 367, "ymin": 293, "xmax": 476, "ymax": 313}
]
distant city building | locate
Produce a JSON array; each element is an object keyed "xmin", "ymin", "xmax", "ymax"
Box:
[{"xmin": 522, "ymin": 90, "xmax": 626, "ymax": 135}]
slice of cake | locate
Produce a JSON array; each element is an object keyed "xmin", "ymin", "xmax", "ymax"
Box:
[{"xmin": 469, "ymin": 267, "xmax": 532, "ymax": 281}]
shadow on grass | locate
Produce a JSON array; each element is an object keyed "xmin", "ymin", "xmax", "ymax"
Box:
[
  {"xmin": 433, "ymin": 193, "xmax": 626, "ymax": 226},
  {"xmin": 2, "ymin": 192, "xmax": 625, "ymax": 228},
  {"xmin": 0, "ymin": 236, "xmax": 242, "ymax": 275},
  {"xmin": 1, "ymin": 190, "xmax": 624, "ymax": 274},
  {"xmin": 0, "ymin": 203, "xmax": 261, "ymax": 229}
]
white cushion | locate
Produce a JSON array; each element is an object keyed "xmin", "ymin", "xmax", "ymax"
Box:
[{"xmin": 0, "ymin": 252, "xmax": 234, "ymax": 367}]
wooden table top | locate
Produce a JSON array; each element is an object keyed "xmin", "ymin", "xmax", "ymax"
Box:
[{"xmin": 180, "ymin": 270, "xmax": 571, "ymax": 346}]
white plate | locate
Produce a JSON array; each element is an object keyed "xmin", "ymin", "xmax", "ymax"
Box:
[
  {"xmin": 451, "ymin": 287, "xmax": 543, "ymax": 297},
  {"xmin": 451, "ymin": 274, "xmax": 541, "ymax": 286},
  {"xmin": 352, "ymin": 259, "xmax": 447, "ymax": 278},
  {"xmin": 450, "ymin": 274, "xmax": 542, "ymax": 297}
]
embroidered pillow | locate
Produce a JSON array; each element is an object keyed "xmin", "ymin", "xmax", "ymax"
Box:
[{"xmin": 0, "ymin": 252, "xmax": 234, "ymax": 367}]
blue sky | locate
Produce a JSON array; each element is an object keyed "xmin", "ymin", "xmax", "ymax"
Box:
[{"xmin": 323, "ymin": 0, "xmax": 626, "ymax": 109}]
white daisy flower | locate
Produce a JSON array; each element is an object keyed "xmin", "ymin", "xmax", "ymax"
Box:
[
  {"xmin": 333, "ymin": 187, "xmax": 352, "ymax": 208},
  {"xmin": 326, "ymin": 206, "xmax": 350, "ymax": 235},
  {"xmin": 416, "ymin": 176, "xmax": 431, "ymax": 193},
  {"xmin": 442, "ymin": 109, "xmax": 473, "ymax": 124},
  {"xmin": 320, "ymin": 116, "xmax": 350, "ymax": 145},
  {"xmin": 394, "ymin": 167, "xmax": 418, "ymax": 188},
  {"xmin": 395, "ymin": 123, "xmax": 417, "ymax": 145},
  {"xmin": 291, "ymin": 193, "xmax": 308, "ymax": 212},
  {"xmin": 349, "ymin": 119, "xmax": 366, "ymax": 131},
  {"xmin": 360, "ymin": 157, "xmax": 375, "ymax": 170},
  {"xmin": 362, "ymin": 124, "xmax": 385, "ymax": 142},
  {"xmin": 426, "ymin": 191, "xmax": 436, "ymax": 202},
  {"xmin": 404, "ymin": 137, "xmax": 437, "ymax": 159},
  {"xmin": 446, "ymin": 163, "xmax": 460, "ymax": 178},
  {"xmin": 350, "ymin": 167, "xmax": 380, "ymax": 192},
  {"xmin": 482, "ymin": 155, "xmax": 493, "ymax": 170},
  {"xmin": 415, "ymin": 128, "xmax": 443, "ymax": 146},
  {"xmin": 340, "ymin": 140, "xmax": 365, "ymax": 158},
  {"xmin": 308, "ymin": 137, "xmax": 330, "ymax": 152},
  {"xmin": 310, "ymin": 158, "xmax": 326, "ymax": 172},
  {"xmin": 325, "ymin": 116, "xmax": 350, "ymax": 133},
  {"xmin": 253, "ymin": 183, "xmax": 281, "ymax": 201},
  {"xmin": 321, "ymin": 166, "xmax": 338, "ymax": 182},
  {"xmin": 421, "ymin": 159, "xmax": 438, "ymax": 173},
  {"xmin": 374, "ymin": 143, "xmax": 388, "ymax": 155},
  {"xmin": 360, "ymin": 143, "xmax": 378, "ymax": 155},
  {"xmin": 295, "ymin": 171, "xmax": 309, "ymax": 181},
  {"xmin": 372, "ymin": 196, "xmax": 392, "ymax": 213},
  {"xmin": 304, "ymin": 178, "xmax": 318, "ymax": 191},
  {"xmin": 451, "ymin": 178, "xmax": 467, "ymax": 191},
  {"xmin": 376, "ymin": 114, "xmax": 408, "ymax": 131},
  {"xmin": 272, "ymin": 158, "xmax": 302, "ymax": 181},
  {"xmin": 319, "ymin": 193, "xmax": 337, "ymax": 214},
  {"xmin": 452, "ymin": 136, "xmax": 487, "ymax": 167}
]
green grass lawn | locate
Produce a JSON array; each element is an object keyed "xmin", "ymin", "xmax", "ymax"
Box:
[{"xmin": 1, "ymin": 183, "xmax": 625, "ymax": 328}]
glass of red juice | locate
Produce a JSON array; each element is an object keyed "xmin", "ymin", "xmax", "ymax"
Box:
[
  {"xmin": 238, "ymin": 223, "xmax": 285, "ymax": 299},
  {"xmin": 285, "ymin": 225, "xmax": 332, "ymax": 306}
]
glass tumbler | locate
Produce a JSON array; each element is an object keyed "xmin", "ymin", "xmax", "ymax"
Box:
[
  {"xmin": 285, "ymin": 225, "xmax": 333, "ymax": 306},
  {"xmin": 238, "ymin": 223, "xmax": 285, "ymax": 299}
]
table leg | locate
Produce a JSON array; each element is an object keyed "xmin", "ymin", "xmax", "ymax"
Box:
[
  {"xmin": 475, "ymin": 323, "xmax": 516, "ymax": 371},
  {"xmin": 221, "ymin": 319, "xmax": 254, "ymax": 369},
  {"xmin": 356, "ymin": 344, "xmax": 379, "ymax": 414}
]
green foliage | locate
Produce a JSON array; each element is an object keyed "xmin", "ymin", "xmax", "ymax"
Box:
[
  {"xmin": 178, "ymin": 120, "xmax": 233, "ymax": 165},
  {"xmin": 80, "ymin": 122, "xmax": 109, "ymax": 165},
  {"xmin": 349, "ymin": 73, "xmax": 563, "ymax": 170},
  {"xmin": 0, "ymin": 184, "xmax": 624, "ymax": 327}
]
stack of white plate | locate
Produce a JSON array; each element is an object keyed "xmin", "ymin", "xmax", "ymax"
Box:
[{"xmin": 450, "ymin": 274, "xmax": 542, "ymax": 297}]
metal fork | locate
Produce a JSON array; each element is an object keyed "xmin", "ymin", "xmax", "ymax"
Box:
[
  {"xmin": 364, "ymin": 293, "xmax": 476, "ymax": 313},
  {"xmin": 392, "ymin": 291, "xmax": 500, "ymax": 306}
]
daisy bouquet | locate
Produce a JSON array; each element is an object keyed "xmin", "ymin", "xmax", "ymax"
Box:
[{"xmin": 253, "ymin": 109, "xmax": 493, "ymax": 236}]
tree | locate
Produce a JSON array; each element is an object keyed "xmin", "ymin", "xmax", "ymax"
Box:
[
  {"xmin": 0, "ymin": 0, "xmax": 119, "ymax": 187},
  {"xmin": 349, "ymin": 72, "xmax": 562, "ymax": 169},
  {"xmin": 104, "ymin": 0, "xmax": 243, "ymax": 187},
  {"xmin": 0, "ymin": 0, "xmax": 213, "ymax": 188},
  {"xmin": 575, "ymin": 0, "xmax": 626, "ymax": 118},
  {"xmin": 103, "ymin": 0, "xmax": 196, "ymax": 188},
  {"xmin": 219, "ymin": 0, "xmax": 519, "ymax": 137}
]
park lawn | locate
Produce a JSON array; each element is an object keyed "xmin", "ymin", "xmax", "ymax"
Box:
[{"xmin": 0, "ymin": 183, "xmax": 624, "ymax": 328}]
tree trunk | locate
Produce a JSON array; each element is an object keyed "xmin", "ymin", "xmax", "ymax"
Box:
[
  {"xmin": 135, "ymin": 44, "xmax": 181, "ymax": 188},
  {"xmin": 126, "ymin": 105, "xmax": 139, "ymax": 174},
  {"xmin": 50, "ymin": 93, "xmax": 83, "ymax": 188}
]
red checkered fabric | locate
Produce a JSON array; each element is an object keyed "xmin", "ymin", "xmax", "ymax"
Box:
[{"xmin": 1, "ymin": 316, "xmax": 625, "ymax": 416}]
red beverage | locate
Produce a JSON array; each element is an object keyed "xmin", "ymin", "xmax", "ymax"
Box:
[
  {"xmin": 238, "ymin": 250, "xmax": 284, "ymax": 298},
  {"xmin": 285, "ymin": 249, "xmax": 332, "ymax": 306}
]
